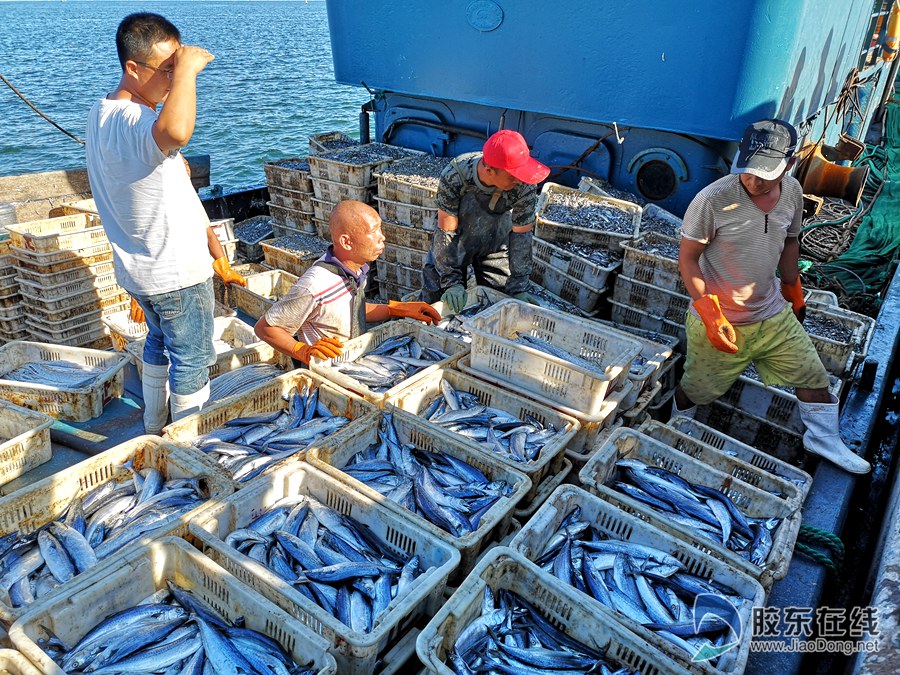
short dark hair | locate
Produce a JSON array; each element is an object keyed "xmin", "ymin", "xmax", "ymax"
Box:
[{"xmin": 115, "ymin": 13, "xmax": 181, "ymax": 70}]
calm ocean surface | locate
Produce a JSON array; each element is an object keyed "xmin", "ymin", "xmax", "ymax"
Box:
[{"xmin": 0, "ymin": 0, "xmax": 367, "ymax": 189}]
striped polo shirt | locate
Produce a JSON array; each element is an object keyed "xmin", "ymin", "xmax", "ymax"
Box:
[
  {"xmin": 681, "ymin": 173, "xmax": 803, "ymax": 325},
  {"xmin": 263, "ymin": 247, "xmax": 369, "ymax": 344}
]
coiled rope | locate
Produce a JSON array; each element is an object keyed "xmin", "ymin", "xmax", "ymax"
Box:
[
  {"xmin": 0, "ymin": 71, "xmax": 84, "ymax": 145},
  {"xmin": 794, "ymin": 524, "xmax": 845, "ymax": 575}
]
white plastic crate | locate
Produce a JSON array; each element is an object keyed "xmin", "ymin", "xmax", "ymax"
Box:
[
  {"xmin": 19, "ymin": 286, "xmax": 129, "ymax": 323},
  {"xmin": 307, "ymin": 409, "xmax": 531, "ymax": 580},
  {"xmin": 620, "ymin": 380, "xmax": 663, "ymax": 428},
  {"xmin": 381, "ymin": 243, "xmax": 427, "ymax": 269},
  {"xmin": 806, "ymin": 304, "xmax": 875, "ymax": 377},
  {"xmin": 314, "ymin": 217, "xmax": 331, "ymax": 241},
  {"xmin": 0, "ymin": 649, "xmax": 39, "ymax": 675},
  {"xmin": 311, "ymin": 196, "xmax": 338, "ymax": 223},
  {"xmin": 209, "ymin": 218, "xmax": 235, "ymax": 245},
  {"xmin": 260, "ymin": 234, "xmax": 329, "ymax": 277},
  {"xmin": 375, "ymin": 174, "xmax": 439, "ymax": 208},
  {"xmin": 532, "ymin": 235, "xmax": 621, "ymax": 289},
  {"xmin": 10, "ymin": 241, "xmax": 112, "ymax": 275},
  {"xmin": 512, "ymin": 457, "xmax": 572, "ymax": 521},
  {"xmin": 382, "ymin": 221, "xmax": 433, "ymax": 252},
  {"xmin": 376, "ymin": 259, "xmax": 422, "ymax": 289},
  {"xmin": 0, "ymin": 305, "xmax": 23, "ymax": 333},
  {"xmin": 14, "ymin": 271, "xmax": 121, "ymax": 302},
  {"xmin": 642, "ymin": 417, "xmax": 813, "ymax": 503},
  {"xmin": 530, "ymin": 257, "xmax": 607, "ymax": 313},
  {"xmin": 307, "ymin": 143, "xmax": 421, "ymax": 187},
  {"xmin": 613, "ymin": 274, "xmax": 692, "ymax": 324},
  {"xmin": 0, "ymin": 341, "xmax": 129, "ymax": 421},
  {"xmin": 267, "ymin": 202, "xmax": 315, "ymax": 234},
  {"xmin": 805, "ymin": 288, "xmax": 839, "ymax": 307},
  {"xmin": 620, "ymin": 233, "xmax": 687, "ymax": 294},
  {"xmin": 417, "ymin": 546, "xmax": 692, "ymax": 675},
  {"xmin": 579, "ymin": 427, "xmax": 802, "ymax": 587},
  {"xmin": 264, "ymin": 157, "xmax": 314, "ymax": 192},
  {"xmin": 466, "ymin": 299, "xmax": 642, "ymax": 416},
  {"xmin": 308, "ymin": 130, "xmax": 359, "ymax": 155},
  {"xmin": 378, "ymin": 279, "xmax": 420, "ymax": 303},
  {"xmin": 189, "ymin": 463, "xmax": 459, "ymax": 674},
  {"xmin": 609, "ymin": 297, "xmax": 687, "ymax": 348},
  {"xmin": 592, "ymin": 317, "xmax": 678, "ymax": 399},
  {"xmin": 0, "ymin": 400, "xmax": 53, "ymax": 490},
  {"xmin": 310, "ymin": 318, "xmax": 469, "ymax": 406},
  {"xmin": 228, "ymin": 269, "xmax": 299, "ymax": 320},
  {"xmin": 375, "ymin": 196, "xmax": 439, "ymax": 229},
  {"xmin": 101, "ymin": 301, "xmax": 235, "ymax": 352},
  {"xmin": 23, "ymin": 318, "xmax": 111, "ymax": 349},
  {"xmin": 268, "ymin": 184, "xmax": 314, "ymax": 213},
  {"xmin": 5, "ymin": 214, "xmax": 104, "ymax": 254},
  {"xmin": 536, "ymin": 182, "xmax": 642, "ymax": 249},
  {"xmin": 384, "ymin": 367, "xmax": 580, "ymax": 504},
  {"xmin": 641, "ymin": 203, "xmax": 684, "ymax": 238},
  {"xmin": 311, "ymin": 176, "xmax": 375, "ymax": 202},
  {"xmin": 8, "ymin": 537, "xmax": 337, "ymax": 675},
  {"xmin": 0, "ymin": 436, "xmax": 234, "ymax": 627},
  {"xmin": 509, "ymin": 485, "xmax": 765, "ymax": 675},
  {"xmin": 14, "ymin": 260, "xmax": 114, "ymax": 287}
]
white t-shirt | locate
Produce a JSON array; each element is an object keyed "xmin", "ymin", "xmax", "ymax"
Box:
[{"xmin": 85, "ymin": 98, "xmax": 212, "ymax": 295}]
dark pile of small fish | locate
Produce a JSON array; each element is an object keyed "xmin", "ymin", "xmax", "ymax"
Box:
[
  {"xmin": 223, "ymin": 494, "xmax": 428, "ymax": 634},
  {"xmin": 448, "ymin": 585, "xmax": 637, "ymax": 674},
  {"xmin": 632, "ymin": 236, "xmax": 680, "ymax": 260},
  {"xmin": 641, "ymin": 213, "xmax": 682, "ymax": 238},
  {"xmin": 322, "ymin": 143, "xmax": 417, "ymax": 165},
  {"xmin": 422, "ymin": 379, "xmax": 567, "ymax": 464},
  {"xmin": 234, "ymin": 215, "xmax": 274, "ymax": 244},
  {"xmin": 434, "ymin": 289, "xmax": 494, "ymax": 342},
  {"xmin": 342, "ymin": 411, "xmax": 513, "ymax": 536},
  {"xmin": 513, "ymin": 332, "xmax": 607, "ymax": 377},
  {"xmin": 377, "ymin": 155, "xmax": 451, "ymax": 190},
  {"xmin": 45, "ymin": 581, "xmax": 317, "ymax": 674},
  {"xmin": 0, "ymin": 464, "xmax": 211, "ymax": 609},
  {"xmin": 583, "ymin": 177, "xmax": 648, "ymax": 206},
  {"xmin": 334, "ymin": 334, "xmax": 447, "ymax": 392},
  {"xmin": 318, "ymin": 137, "xmax": 360, "ymax": 152},
  {"xmin": 609, "ymin": 457, "xmax": 780, "ymax": 565},
  {"xmin": 208, "ymin": 363, "xmax": 284, "ymax": 402},
  {"xmin": 270, "ymin": 158, "xmax": 311, "ymax": 172},
  {"xmin": 805, "ymin": 311, "xmax": 853, "ymax": 343},
  {"xmin": 542, "ymin": 192, "xmax": 635, "ymax": 233},
  {"xmin": 535, "ymin": 506, "xmax": 746, "ymax": 664},
  {"xmin": 269, "ymin": 233, "xmax": 329, "ymax": 256},
  {"xmin": 3, "ymin": 360, "xmax": 105, "ymax": 388},
  {"xmin": 562, "ymin": 242, "xmax": 622, "ymax": 269},
  {"xmin": 192, "ymin": 387, "xmax": 350, "ymax": 483}
]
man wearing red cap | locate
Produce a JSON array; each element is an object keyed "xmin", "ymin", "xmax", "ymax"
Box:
[{"xmin": 421, "ymin": 130, "xmax": 550, "ymax": 312}]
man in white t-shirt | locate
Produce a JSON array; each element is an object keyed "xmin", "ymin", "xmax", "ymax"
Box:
[{"xmin": 86, "ymin": 12, "xmax": 247, "ymax": 434}]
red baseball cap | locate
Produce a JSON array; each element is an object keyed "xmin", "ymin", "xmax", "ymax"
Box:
[{"xmin": 482, "ymin": 130, "xmax": 550, "ymax": 184}]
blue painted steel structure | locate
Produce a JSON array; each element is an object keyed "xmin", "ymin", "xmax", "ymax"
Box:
[{"xmin": 325, "ymin": 0, "xmax": 894, "ymax": 215}]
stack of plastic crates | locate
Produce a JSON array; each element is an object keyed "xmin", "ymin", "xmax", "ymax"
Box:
[
  {"xmin": 264, "ymin": 158, "xmax": 316, "ymax": 236},
  {"xmin": 7, "ymin": 214, "xmax": 127, "ymax": 348},
  {"xmin": 233, "ymin": 215, "xmax": 274, "ymax": 262},
  {"xmin": 259, "ymin": 232, "xmax": 329, "ymax": 277},
  {"xmin": 373, "ymin": 154, "xmax": 450, "ymax": 301},
  {"xmin": 0, "ymin": 237, "xmax": 26, "ymax": 343},
  {"xmin": 209, "ymin": 217, "xmax": 238, "ymax": 263}
]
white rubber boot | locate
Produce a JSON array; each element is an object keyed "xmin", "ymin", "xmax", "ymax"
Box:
[
  {"xmin": 671, "ymin": 398, "xmax": 697, "ymax": 420},
  {"xmin": 141, "ymin": 362, "xmax": 170, "ymax": 434},
  {"xmin": 170, "ymin": 381, "xmax": 210, "ymax": 422},
  {"xmin": 798, "ymin": 394, "xmax": 870, "ymax": 474}
]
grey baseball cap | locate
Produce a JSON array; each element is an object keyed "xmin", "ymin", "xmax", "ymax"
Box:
[{"xmin": 731, "ymin": 119, "xmax": 798, "ymax": 180}]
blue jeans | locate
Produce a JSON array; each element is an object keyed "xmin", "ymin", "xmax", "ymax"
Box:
[{"xmin": 133, "ymin": 279, "xmax": 216, "ymax": 395}]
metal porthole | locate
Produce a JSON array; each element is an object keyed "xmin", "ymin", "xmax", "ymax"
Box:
[{"xmin": 637, "ymin": 159, "xmax": 678, "ymax": 201}]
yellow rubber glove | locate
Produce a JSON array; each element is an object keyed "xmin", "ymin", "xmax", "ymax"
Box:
[
  {"xmin": 212, "ymin": 256, "xmax": 247, "ymax": 286},
  {"xmin": 387, "ymin": 300, "xmax": 441, "ymax": 325},
  {"xmin": 292, "ymin": 336, "xmax": 344, "ymax": 364},
  {"xmin": 130, "ymin": 297, "xmax": 145, "ymax": 324},
  {"xmin": 780, "ymin": 277, "xmax": 807, "ymax": 323},
  {"xmin": 693, "ymin": 294, "xmax": 739, "ymax": 353}
]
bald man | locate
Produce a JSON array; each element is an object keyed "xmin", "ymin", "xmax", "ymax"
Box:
[{"xmin": 254, "ymin": 200, "xmax": 441, "ymax": 364}]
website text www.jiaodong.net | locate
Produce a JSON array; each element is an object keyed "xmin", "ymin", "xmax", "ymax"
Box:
[{"xmin": 750, "ymin": 638, "xmax": 881, "ymax": 655}]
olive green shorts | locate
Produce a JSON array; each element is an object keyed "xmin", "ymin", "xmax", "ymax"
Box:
[{"xmin": 680, "ymin": 304, "xmax": 830, "ymax": 405}]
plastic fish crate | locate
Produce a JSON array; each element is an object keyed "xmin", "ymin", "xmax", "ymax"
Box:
[
  {"xmin": 509, "ymin": 485, "xmax": 765, "ymax": 675},
  {"xmin": 579, "ymin": 427, "xmax": 802, "ymax": 588},
  {"xmin": 311, "ymin": 197, "xmax": 338, "ymax": 224},
  {"xmin": 0, "ymin": 341, "xmax": 129, "ymax": 421},
  {"xmin": 264, "ymin": 157, "xmax": 314, "ymax": 192},
  {"xmin": 694, "ymin": 400, "xmax": 807, "ymax": 466},
  {"xmin": 805, "ymin": 289, "xmax": 839, "ymax": 307},
  {"xmin": 382, "ymin": 243, "xmax": 428, "ymax": 269},
  {"xmin": 384, "ymin": 367, "xmax": 580, "ymax": 504},
  {"xmin": 0, "ymin": 292, "xmax": 20, "ymax": 311},
  {"xmin": 375, "ymin": 173, "xmax": 439, "ymax": 208},
  {"xmin": 260, "ymin": 235, "xmax": 329, "ymax": 277},
  {"xmin": 308, "ymin": 409, "xmax": 531, "ymax": 581},
  {"xmin": 309, "ymin": 318, "xmax": 469, "ymax": 406},
  {"xmin": 0, "ymin": 305, "xmax": 23, "ymax": 334},
  {"xmin": 307, "ymin": 144, "xmax": 420, "ymax": 187},
  {"xmin": 101, "ymin": 300, "xmax": 234, "ymax": 352},
  {"xmin": 381, "ymin": 221, "xmax": 433, "ymax": 252},
  {"xmin": 268, "ymin": 202, "xmax": 316, "ymax": 234},
  {"xmin": 10, "ymin": 241, "xmax": 113, "ymax": 275},
  {"xmin": 8, "ymin": 537, "xmax": 336, "ymax": 675},
  {"xmin": 591, "ymin": 317, "xmax": 678, "ymax": 401},
  {"xmin": 530, "ymin": 258, "xmax": 607, "ymax": 313},
  {"xmin": 189, "ymin": 463, "xmax": 459, "ymax": 674},
  {"xmin": 610, "ymin": 298, "xmax": 687, "ymax": 349},
  {"xmin": 375, "ymin": 196, "xmax": 439, "ymax": 229},
  {"xmin": 12, "ymin": 259, "xmax": 115, "ymax": 288},
  {"xmin": 613, "ymin": 274, "xmax": 692, "ymax": 324},
  {"xmin": 228, "ymin": 268, "xmax": 299, "ymax": 320},
  {"xmin": 17, "ymin": 280, "xmax": 126, "ymax": 315},
  {"xmin": 0, "ymin": 436, "xmax": 234, "ymax": 627},
  {"xmin": 401, "ymin": 285, "xmax": 509, "ymax": 322},
  {"xmin": 162, "ymin": 369, "xmax": 377, "ymax": 478},
  {"xmin": 806, "ymin": 304, "xmax": 875, "ymax": 377},
  {"xmin": 532, "ymin": 235, "xmax": 621, "ymax": 289},
  {"xmin": 378, "ymin": 280, "xmax": 420, "ymax": 303},
  {"xmin": 314, "ymin": 216, "xmax": 331, "ymax": 241},
  {"xmin": 417, "ymin": 546, "xmax": 692, "ymax": 675},
  {"xmin": 5, "ymin": 214, "xmax": 104, "ymax": 254},
  {"xmin": 23, "ymin": 319, "xmax": 111, "ymax": 349},
  {"xmin": 375, "ymin": 259, "xmax": 423, "ymax": 289},
  {"xmin": 512, "ymin": 457, "xmax": 572, "ymax": 521},
  {"xmin": 14, "ymin": 270, "xmax": 120, "ymax": 303},
  {"xmin": 0, "ymin": 400, "xmax": 53, "ymax": 489},
  {"xmin": 311, "ymin": 176, "xmax": 375, "ymax": 203},
  {"xmin": 642, "ymin": 418, "xmax": 813, "ymax": 503},
  {"xmin": 21, "ymin": 292, "xmax": 127, "ymax": 328},
  {"xmin": 0, "ymin": 649, "xmax": 39, "ymax": 675},
  {"xmin": 535, "ymin": 182, "xmax": 642, "ymax": 250},
  {"xmin": 268, "ymin": 184, "xmax": 314, "ymax": 213},
  {"xmin": 620, "ymin": 233, "xmax": 688, "ymax": 294},
  {"xmin": 308, "ymin": 130, "xmax": 358, "ymax": 155},
  {"xmin": 466, "ymin": 298, "xmax": 642, "ymax": 416},
  {"xmin": 620, "ymin": 380, "xmax": 663, "ymax": 428}
]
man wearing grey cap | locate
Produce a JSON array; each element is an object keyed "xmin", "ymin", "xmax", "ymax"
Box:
[{"xmin": 671, "ymin": 119, "xmax": 870, "ymax": 474}]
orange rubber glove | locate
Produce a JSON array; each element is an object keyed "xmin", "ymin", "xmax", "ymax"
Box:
[
  {"xmin": 212, "ymin": 256, "xmax": 247, "ymax": 287},
  {"xmin": 130, "ymin": 297, "xmax": 145, "ymax": 324},
  {"xmin": 292, "ymin": 336, "xmax": 344, "ymax": 364},
  {"xmin": 780, "ymin": 277, "xmax": 806, "ymax": 323},
  {"xmin": 387, "ymin": 300, "xmax": 441, "ymax": 325},
  {"xmin": 693, "ymin": 294, "xmax": 739, "ymax": 354}
]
